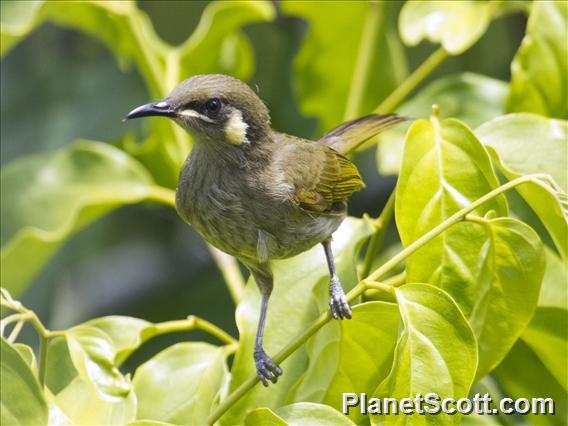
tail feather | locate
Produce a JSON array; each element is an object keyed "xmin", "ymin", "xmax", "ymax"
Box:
[{"xmin": 318, "ymin": 114, "xmax": 408, "ymax": 155}]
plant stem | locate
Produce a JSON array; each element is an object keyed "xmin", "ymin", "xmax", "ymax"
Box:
[
  {"xmin": 206, "ymin": 173, "xmax": 547, "ymax": 425},
  {"xmin": 361, "ymin": 189, "xmax": 396, "ymax": 278},
  {"xmin": 38, "ymin": 336, "xmax": 48, "ymax": 388},
  {"xmin": 344, "ymin": 1, "xmax": 384, "ymax": 121},
  {"xmin": 153, "ymin": 315, "xmax": 237, "ymax": 345},
  {"xmin": 208, "ymin": 246, "xmax": 246, "ymax": 303},
  {"xmin": 145, "ymin": 185, "xmax": 246, "ymax": 304},
  {"xmin": 374, "ymin": 47, "xmax": 448, "ymax": 113}
]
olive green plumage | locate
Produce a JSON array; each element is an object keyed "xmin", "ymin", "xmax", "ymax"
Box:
[{"xmin": 125, "ymin": 74, "xmax": 405, "ymax": 386}]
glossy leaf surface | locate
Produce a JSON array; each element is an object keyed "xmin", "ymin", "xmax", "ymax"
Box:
[
  {"xmin": 1, "ymin": 339, "xmax": 48, "ymax": 426},
  {"xmin": 476, "ymin": 113, "xmax": 568, "ymax": 259},
  {"xmin": 245, "ymin": 402, "xmax": 354, "ymax": 426},
  {"xmin": 371, "ymin": 284, "xmax": 477, "ymax": 425}
]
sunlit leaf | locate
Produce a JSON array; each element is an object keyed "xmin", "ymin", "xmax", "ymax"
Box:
[
  {"xmin": 82, "ymin": 316, "xmax": 156, "ymax": 366},
  {"xmin": 281, "ymin": 1, "xmax": 408, "ymax": 133},
  {"xmin": 44, "ymin": 336, "xmax": 137, "ymax": 425},
  {"xmin": 13, "ymin": 343, "xmax": 37, "ymax": 373},
  {"xmin": 377, "ymin": 72, "xmax": 507, "ymax": 175},
  {"xmin": 65, "ymin": 325, "xmax": 131, "ymax": 399},
  {"xmin": 398, "ymin": 0, "xmax": 494, "ymax": 54},
  {"xmin": 178, "ymin": 0, "xmax": 275, "ymax": 85},
  {"xmin": 371, "ymin": 284, "xmax": 477, "ymax": 425},
  {"xmin": 396, "ymin": 118, "xmax": 531, "ymax": 377},
  {"xmin": 0, "ymin": 141, "xmax": 157, "ymax": 297},
  {"xmin": 476, "ymin": 113, "xmax": 568, "ymax": 259},
  {"xmin": 54, "ymin": 376, "xmax": 136, "ymax": 425},
  {"xmin": 221, "ymin": 217, "xmax": 375, "ymax": 425},
  {"xmin": 246, "ymin": 403, "xmax": 354, "ymax": 426},
  {"xmin": 133, "ymin": 342, "xmax": 229, "ymax": 425},
  {"xmin": 466, "ymin": 217, "xmax": 544, "ymax": 378},
  {"xmin": 1, "ymin": 338, "xmax": 48, "ymax": 426},
  {"xmin": 288, "ymin": 302, "xmax": 399, "ymax": 425},
  {"xmin": 396, "ymin": 117, "xmax": 507, "ymax": 288},
  {"xmin": 506, "ymin": 1, "xmax": 568, "ymax": 118}
]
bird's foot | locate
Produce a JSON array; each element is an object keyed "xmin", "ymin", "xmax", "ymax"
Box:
[
  {"xmin": 329, "ymin": 277, "xmax": 352, "ymax": 320},
  {"xmin": 254, "ymin": 349, "xmax": 282, "ymax": 386}
]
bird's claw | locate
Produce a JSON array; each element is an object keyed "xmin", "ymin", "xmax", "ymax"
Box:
[
  {"xmin": 329, "ymin": 279, "xmax": 352, "ymax": 320},
  {"xmin": 254, "ymin": 349, "xmax": 282, "ymax": 386}
]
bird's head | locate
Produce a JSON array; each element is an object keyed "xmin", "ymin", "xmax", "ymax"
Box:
[{"xmin": 125, "ymin": 74, "xmax": 271, "ymax": 146}]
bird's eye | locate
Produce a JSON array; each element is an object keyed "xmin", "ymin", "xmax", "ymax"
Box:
[{"xmin": 205, "ymin": 98, "xmax": 221, "ymax": 115}]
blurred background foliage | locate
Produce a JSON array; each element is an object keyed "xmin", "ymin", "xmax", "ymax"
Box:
[{"xmin": 0, "ymin": 0, "xmax": 541, "ymax": 375}]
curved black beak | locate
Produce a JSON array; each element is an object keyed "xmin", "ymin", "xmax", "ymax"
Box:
[{"xmin": 123, "ymin": 100, "xmax": 175, "ymax": 122}]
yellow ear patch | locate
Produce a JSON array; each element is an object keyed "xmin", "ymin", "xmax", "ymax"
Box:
[{"xmin": 225, "ymin": 110, "xmax": 249, "ymax": 144}]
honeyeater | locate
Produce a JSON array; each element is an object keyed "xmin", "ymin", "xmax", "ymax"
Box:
[{"xmin": 125, "ymin": 74, "xmax": 404, "ymax": 386}]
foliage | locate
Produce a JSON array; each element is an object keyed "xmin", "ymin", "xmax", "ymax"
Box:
[{"xmin": 1, "ymin": 1, "xmax": 566, "ymax": 426}]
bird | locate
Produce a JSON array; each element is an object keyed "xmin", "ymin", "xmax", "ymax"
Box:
[{"xmin": 125, "ymin": 74, "xmax": 405, "ymax": 386}]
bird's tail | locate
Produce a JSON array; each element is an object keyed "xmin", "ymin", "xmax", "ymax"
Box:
[{"xmin": 318, "ymin": 114, "xmax": 408, "ymax": 156}]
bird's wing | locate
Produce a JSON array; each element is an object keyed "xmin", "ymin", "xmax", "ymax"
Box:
[
  {"xmin": 271, "ymin": 137, "xmax": 364, "ymax": 214},
  {"xmin": 318, "ymin": 114, "xmax": 407, "ymax": 155}
]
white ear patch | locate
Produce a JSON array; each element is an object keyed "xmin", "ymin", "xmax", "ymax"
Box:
[{"xmin": 225, "ymin": 110, "xmax": 249, "ymax": 144}]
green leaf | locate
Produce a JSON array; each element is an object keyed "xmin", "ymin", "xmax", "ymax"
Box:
[
  {"xmin": 371, "ymin": 284, "xmax": 477, "ymax": 425},
  {"xmin": 1, "ymin": 338, "xmax": 48, "ymax": 426},
  {"xmin": 398, "ymin": 1, "xmax": 494, "ymax": 54},
  {"xmin": 466, "ymin": 217, "xmax": 544, "ymax": 378},
  {"xmin": 521, "ymin": 307, "xmax": 567, "ymax": 391},
  {"xmin": 246, "ymin": 403, "xmax": 355, "ymax": 426},
  {"xmin": 281, "ymin": 1, "xmax": 408, "ymax": 132},
  {"xmin": 178, "ymin": 1, "xmax": 275, "ymax": 81},
  {"xmin": 132, "ymin": 342, "xmax": 229, "ymax": 425},
  {"xmin": 53, "ymin": 376, "xmax": 137, "ymax": 425},
  {"xmin": 377, "ymin": 72, "xmax": 507, "ymax": 175},
  {"xmin": 0, "ymin": 0, "xmax": 43, "ymax": 56},
  {"xmin": 288, "ymin": 302, "xmax": 399, "ymax": 425},
  {"xmin": 244, "ymin": 407, "xmax": 288, "ymax": 426},
  {"xmin": 494, "ymin": 340, "xmax": 566, "ymax": 425},
  {"xmin": 81, "ymin": 316, "xmax": 155, "ymax": 366},
  {"xmin": 13, "ymin": 343, "xmax": 37, "ymax": 373},
  {"xmin": 221, "ymin": 217, "xmax": 375, "ymax": 425},
  {"xmin": 395, "ymin": 116, "xmax": 507, "ymax": 286},
  {"xmin": 539, "ymin": 248, "xmax": 568, "ymax": 310},
  {"xmin": 506, "ymin": 1, "xmax": 568, "ymax": 118},
  {"xmin": 0, "ymin": 141, "xmax": 157, "ymax": 297},
  {"xmin": 476, "ymin": 113, "xmax": 568, "ymax": 259},
  {"xmin": 65, "ymin": 325, "xmax": 132, "ymax": 399},
  {"xmin": 44, "ymin": 336, "xmax": 137, "ymax": 425}
]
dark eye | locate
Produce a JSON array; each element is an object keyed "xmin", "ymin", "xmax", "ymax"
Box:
[{"xmin": 205, "ymin": 98, "xmax": 221, "ymax": 115}]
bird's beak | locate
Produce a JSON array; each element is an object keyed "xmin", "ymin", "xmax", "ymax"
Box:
[{"xmin": 123, "ymin": 100, "xmax": 175, "ymax": 121}]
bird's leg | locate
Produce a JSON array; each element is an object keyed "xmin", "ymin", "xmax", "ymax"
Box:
[
  {"xmin": 249, "ymin": 264, "xmax": 283, "ymax": 386},
  {"xmin": 322, "ymin": 238, "xmax": 352, "ymax": 320}
]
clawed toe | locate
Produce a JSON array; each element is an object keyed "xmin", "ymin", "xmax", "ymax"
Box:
[
  {"xmin": 330, "ymin": 293, "xmax": 352, "ymax": 320},
  {"xmin": 254, "ymin": 350, "xmax": 282, "ymax": 386},
  {"xmin": 329, "ymin": 278, "xmax": 352, "ymax": 320}
]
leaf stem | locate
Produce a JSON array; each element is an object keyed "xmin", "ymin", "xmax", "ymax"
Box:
[
  {"xmin": 374, "ymin": 47, "xmax": 448, "ymax": 113},
  {"xmin": 344, "ymin": 1, "xmax": 384, "ymax": 120},
  {"xmin": 153, "ymin": 315, "xmax": 237, "ymax": 346},
  {"xmin": 208, "ymin": 246, "xmax": 246, "ymax": 304},
  {"xmin": 361, "ymin": 189, "xmax": 396, "ymax": 278},
  {"xmin": 206, "ymin": 173, "xmax": 547, "ymax": 425},
  {"xmin": 147, "ymin": 185, "xmax": 176, "ymax": 208}
]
